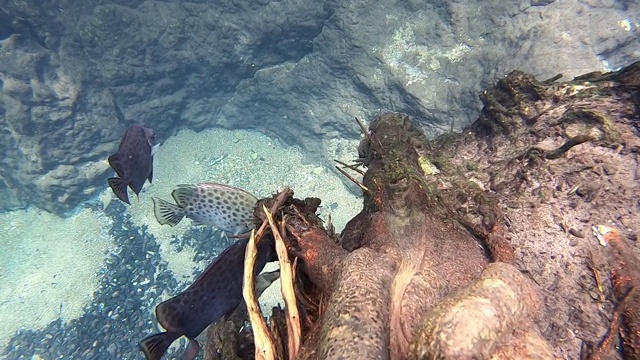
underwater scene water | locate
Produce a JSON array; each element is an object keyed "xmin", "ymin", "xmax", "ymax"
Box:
[
  {"xmin": 0, "ymin": 128, "xmax": 363, "ymax": 359},
  {"xmin": 1, "ymin": 0, "xmax": 639, "ymax": 359}
]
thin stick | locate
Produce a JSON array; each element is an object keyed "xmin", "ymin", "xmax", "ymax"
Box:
[
  {"xmin": 243, "ymin": 229, "xmax": 276, "ymax": 360},
  {"xmin": 254, "ymin": 188, "xmax": 294, "ymax": 243},
  {"xmin": 334, "ymin": 159, "xmax": 365, "ymax": 175},
  {"xmin": 589, "ymin": 297, "xmax": 623, "ymax": 359},
  {"xmin": 355, "ymin": 116, "xmax": 370, "ymax": 139},
  {"xmin": 335, "ymin": 166, "xmax": 369, "ymax": 193},
  {"xmin": 588, "ymin": 250, "xmax": 605, "ymax": 303},
  {"xmin": 264, "ymin": 205, "xmax": 301, "ymax": 360},
  {"xmin": 355, "ymin": 116, "xmax": 384, "ymax": 151}
]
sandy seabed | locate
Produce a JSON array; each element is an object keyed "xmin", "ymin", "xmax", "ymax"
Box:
[{"xmin": 0, "ymin": 127, "xmax": 363, "ymax": 351}]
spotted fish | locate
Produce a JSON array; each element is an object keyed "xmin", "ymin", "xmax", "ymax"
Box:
[
  {"xmin": 152, "ymin": 183, "xmax": 258, "ymax": 235},
  {"xmin": 107, "ymin": 125, "xmax": 159, "ymax": 204},
  {"xmin": 139, "ymin": 238, "xmax": 278, "ymax": 360}
]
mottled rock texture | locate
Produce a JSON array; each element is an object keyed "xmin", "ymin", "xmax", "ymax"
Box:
[{"xmin": 0, "ymin": 0, "xmax": 638, "ymax": 215}]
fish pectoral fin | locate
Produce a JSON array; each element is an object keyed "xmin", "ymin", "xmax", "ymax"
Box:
[
  {"xmin": 152, "ymin": 197, "xmax": 186, "ymax": 226},
  {"xmin": 256, "ymin": 270, "xmax": 280, "ymax": 297},
  {"xmin": 139, "ymin": 331, "xmax": 180, "ymax": 360},
  {"xmin": 190, "ymin": 220, "xmax": 211, "ymax": 227},
  {"xmin": 107, "ymin": 154, "xmax": 125, "ymax": 177},
  {"xmin": 108, "ymin": 177, "xmax": 130, "ymax": 204},
  {"xmin": 150, "ymin": 143, "xmax": 160, "ymax": 156},
  {"xmin": 171, "ymin": 185, "xmax": 197, "ymax": 207},
  {"xmin": 181, "ymin": 339, "xmax": 201, "ymax": 360},
  {"xmin": 148, "ymin": 160, "xmax": 154, "ymax": 183}
]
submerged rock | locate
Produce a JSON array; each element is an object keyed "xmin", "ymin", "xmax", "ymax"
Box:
[{"xmin": 1, "ymin": 1, "xmax": 638, "ymax": 215}]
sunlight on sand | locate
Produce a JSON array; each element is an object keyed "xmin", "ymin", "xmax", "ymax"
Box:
[
  {"xmin": 0, "ymin": 127, "xmax": 362, "ymax": 349},
  {"xmin": 0, "ymin": 208, "xmax": 113, "ymax": 348}
]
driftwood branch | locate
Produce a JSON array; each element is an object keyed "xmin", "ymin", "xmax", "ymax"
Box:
[
  {"xmin": 264, "ymin": 205, "xmax": 301, "ymax": 360},
  {"xmin": 241, "ymin": 188, "xmax": 304, "ymax": 360},
  {"xmin": 241, "ymin": 188, "xmax": 294, "ymax": 360},
  {"xmin": 243, "ymin": 229, "xmax": 276, "ymax": 360}
]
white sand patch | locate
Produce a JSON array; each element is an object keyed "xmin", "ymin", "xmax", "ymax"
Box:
[
  {"xmin": 258, "ymin": 262, "xmax": 283, "ymax": 311},
  {"xmin": 0, "ymin": 208, "xmax": 113, "ymax": 348}
]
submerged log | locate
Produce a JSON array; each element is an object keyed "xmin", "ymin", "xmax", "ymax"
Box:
[{"xmin": 205, "ymin": 61, "xmax": 640, "ymax": 359}]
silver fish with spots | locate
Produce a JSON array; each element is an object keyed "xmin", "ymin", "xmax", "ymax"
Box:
[{"xmin": 152, "ymin": 183, "xmax": 258, "ymax": 235}]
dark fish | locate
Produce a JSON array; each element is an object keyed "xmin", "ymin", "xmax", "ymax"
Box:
[
  {"xmin": 139, "ymin": 238, "xmax": 275, "ymax": 360},
  {"xmin": 152, "ymin": 183, "xmax": 258, "ymax": 235},
  {"xmin": 107, "ymin": 125, "xmax": 159, "ymax": 204}
]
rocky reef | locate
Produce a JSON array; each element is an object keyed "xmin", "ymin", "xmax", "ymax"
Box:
[{"xmin": 1, "ymin": 0, "xmax": 638, "ymax": 215}]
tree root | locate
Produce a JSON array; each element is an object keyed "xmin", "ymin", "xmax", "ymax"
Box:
[
  {"xmin": 243, "ymin": 229, "xmax": 276, "ymax": 360},
  {"xmin": 408, "ymin": 262, "xmax": 551, "ymax": 359},
  {"xmin": 241, "ymin": 187, "xmax": 303, "ymax": 360},
  {"xmin": 263, "ymin": 205, "xmax": 301, "ymax": 360},
  {"xmin": 522, "ymin": 134, "xmax": 593, "ymax": 161},
  {"xmin": 584, "ymin": 226, "xmax": 640, "ymax": 359}
]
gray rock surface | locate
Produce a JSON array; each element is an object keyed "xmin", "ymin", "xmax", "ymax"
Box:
[{"xmin": 0, "ymin": 0, "xmax": 638, "ymax": 215}]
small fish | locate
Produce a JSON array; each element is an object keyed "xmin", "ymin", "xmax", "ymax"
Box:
[
  {"xmin": 152, "ymin": 183, "xmax": 258, "ymax": 235},
  {"xmin": 107, "ymin": 125, "xmax": 159, "ymax": 204},
  {"xmin": 139, "ymin": 238, "xmax": 276, "ymax": 360}
]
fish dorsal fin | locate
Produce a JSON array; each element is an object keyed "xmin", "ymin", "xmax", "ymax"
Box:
[
  {"xmin": 191, "ymin": 239, "xmax": 248, "ymax": 285},
  {"xmin": 171, "ymin": 185, "xmax": 197, "ymax": 207},
  {"xmin": 198, "ymin": 182, "xmax": 257, "ymax": 199}
]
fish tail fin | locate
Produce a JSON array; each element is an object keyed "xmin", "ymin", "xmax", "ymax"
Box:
[
  {"xmin": 108, "ymin": 177, "xmax": 130, "ymax": 204},
  {"xmin": 152, "ymin": 197, "xmax": 185, "ymax": 226},
  {"xmin": 139, "ymin": 332, "xmax": 180, "ymax": 360}
]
